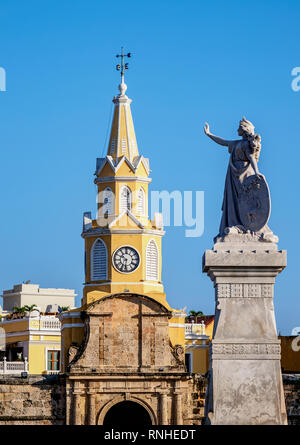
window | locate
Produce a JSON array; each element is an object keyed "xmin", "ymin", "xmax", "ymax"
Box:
[
  {"xmin": 185, "ymin": 352, "xmax": 192, "ymax": 373},
  {"xmin": 103, "ymin": 187, "xmax": 114, "ymax": 216},
  {"xmin": 120, "ymin": 186, "xmax": 132, "ymax": 212},
  {"xmin": 121, "ymin": 138, "xmax": 127, "ymax": 154},
  {"xmin": 91, "ymin": 238, "xmax": 107, "ymax": 280},
  {"xmin": 137, "ymin": 187, "xmax": 145, "ymax": 216},
  {"xmin": 146, "ymin": 239, "xmax": 159, "ymax": 281},
  {"xmin": 110, "ymin": 138, "xmax": 116, "ymax": 155},
  {"xmin": 47, "ymin": 350, "xmax": 60, "ymax": 371}
]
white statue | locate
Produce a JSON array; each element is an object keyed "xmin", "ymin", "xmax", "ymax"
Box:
[{"xmin": 204, "ymin": 117, "xmax": 277, "ymax": 243}]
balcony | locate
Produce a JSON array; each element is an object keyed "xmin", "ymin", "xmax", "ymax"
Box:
[
  {"xmin": 185, "ymin": 322, "xmax": 210, "ymax": 345},
  {"xmin": 1, "ymin": 314, "xmax": 61, "ymax": 331},
  {"xmin": 185, "ymin": 322, "xmax": 206, "ymax": 337},
  {"xmin": 0, "ymin": 357, "xmax": 28, "ymax": 375},
  {"xmin": 29, "ymin": 316, "xmax": 61, "ymax": 331},
  {"xmin": 39, "ymin": 317, "xmax": 61, "ymax": 331}
]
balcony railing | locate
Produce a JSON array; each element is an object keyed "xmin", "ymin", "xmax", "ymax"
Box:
[
  {"xmin": 0, "ymin": 357, "xmax": 28, "ymax": 374},
  {"xmin": 2, "ymin": 315, "xmax": 61, "ymax": 331},
  {"xmin": 29, "ymin": 316, "xmax": 61, "ymax": 331},
  {"xmin": 185, "ymin": 322, "xmax": 206, "ymax": 337},
  {"xmin": 40, "ymin": 318, "xmax": 61, "ymax": 330}
]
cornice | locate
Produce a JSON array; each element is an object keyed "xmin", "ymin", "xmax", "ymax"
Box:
[
  {"xmin": 95, "ymin": 176, "xmax": 152, "ymax": 184},
  {"xmin": 83, "ymin": 282, "xmax": 164, "ymax": 287},
  {"xmin": 82, "ymin": 228, "xmax": 165, "ymax": 238}
]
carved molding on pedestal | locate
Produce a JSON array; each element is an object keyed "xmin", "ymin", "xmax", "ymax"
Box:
[
  {"xmin": 215, "ymin": 283, "xmax": 273, "ymax": 299},
  {"xmin": 211, "ymin": 341, "xmax": 281, "ymax": 360}
]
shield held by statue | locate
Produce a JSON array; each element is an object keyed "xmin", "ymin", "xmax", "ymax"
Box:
[{"xmin": 239, "ymin": 174, "xmax": 271, "ymax": 232}]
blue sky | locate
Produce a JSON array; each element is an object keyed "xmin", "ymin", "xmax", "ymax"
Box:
[{"xmin": 0, "ymin": 0, "xmax": 299, "ymax": 334}]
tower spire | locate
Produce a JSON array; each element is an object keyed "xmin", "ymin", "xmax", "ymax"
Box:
[{"xmin": 104, "ymin": 48, "xmax": 140, "ymax": 161}]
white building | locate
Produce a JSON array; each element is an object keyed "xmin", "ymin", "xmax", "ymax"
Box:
[
  {"xmin": 0, "ymin": 283, "xmax": 77, "ymax": 375},
  {"xmin": 2, "ymin": 283, "xmax": 77, "ymax": 312}
]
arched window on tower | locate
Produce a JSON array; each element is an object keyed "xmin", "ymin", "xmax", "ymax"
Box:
[
  {"xmin": 137, "ymin": 187, "xmax": 145, "ymax": 216},
  {"xmin": 146, "ymin": 239, "xmax": 159, "ymax": 281},
  {"xmin": 119, "ymin": 186, "xmax": 132, "ymax": 213},
  {"xmin": 91, "ymin": 239, "xmax": 107, "ymax": 281},
  {"xmin": 103, "ymin": 187, "xmax": 114, "ymax": 216}
]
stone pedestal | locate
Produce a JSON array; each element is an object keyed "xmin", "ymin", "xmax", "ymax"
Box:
[{"xmin": 203, "ymin": 240, "xmax": 288, "ymax": 425}]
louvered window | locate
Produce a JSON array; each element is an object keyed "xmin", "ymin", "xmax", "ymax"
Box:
[
  {"xmin": 91, "ymin": 239, "xmax": 107, "ymax": 280},
  {"xmin": 137, "ymin": 187, "xmax": 145, "ymax": 215},
  {"xmin": 131, "ymin": 138, "xmax": 136, "ymax": 152},
  {"xmin": 120, "ymin": 186, "xmax": 131, "ymax": 212},
  {"xmin": 110, "ymin": 138, "xmax": 116, "ymax": 155},
  {"xmin": 121, "ymin": 138, "xmax": 127, "ymax": 154},
  {"xmin": 103, "ymin": 187, "xmax": 114, "ymax": 215},
  {"xmin": 146, "ymin": 240, "xmax": 159, "ymax": 281}
]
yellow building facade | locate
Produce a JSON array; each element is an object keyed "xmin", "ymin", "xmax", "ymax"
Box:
[
  {"xmin": 184, "ymin": 317, "xmax": 214, "ymax": 374},
  {"xmin": 0, "ymin": 315, "xmax": 61, "ymax": 375}
]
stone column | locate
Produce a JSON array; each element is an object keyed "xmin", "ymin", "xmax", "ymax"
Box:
[
  {"xmin": 66, "ymin": 383, "xmax": 72, "ymax": 425},
  {"xmin": 87, "ymin": 382, "xmax": 96, "ymax": 425},
  {"xmin": 203, "ymin": 242, "xmax": 288, "ymax": 425},
  {"xmin": 173, "ymin": 392, "xmax": 183, "ymax": 425},
  {"xmin": 159, "ymin": 392, "xmax": 168, "ymax": 425},
  {"xmin": 72, "ymin": 382, "xmax": 82, "ymax": 425}
]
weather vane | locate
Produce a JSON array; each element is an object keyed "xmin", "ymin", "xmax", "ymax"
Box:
[{"xmin": 116, "ymin": 47, "xmax": 132, "ymax": 80}]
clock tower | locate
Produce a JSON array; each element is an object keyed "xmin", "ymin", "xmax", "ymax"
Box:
[
  {"xmin": 58, "ymin": 51, "xmax": 200, "ymax": 423},
  {"xmin": 81, "ymin": 50, "xmax": 168, "ymax": 309}
]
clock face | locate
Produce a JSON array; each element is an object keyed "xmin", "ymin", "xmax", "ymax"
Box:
[{"xmin": 112, "ymin": 246, "xmax": 140, "ymax": 273}]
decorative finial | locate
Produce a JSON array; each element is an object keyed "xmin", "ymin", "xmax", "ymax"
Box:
[{"xmin": 116, "ymin": 47, "xmax": 132, "ymax": 96}]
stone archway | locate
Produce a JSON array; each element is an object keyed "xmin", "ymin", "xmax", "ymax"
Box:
[
  {"xmin": 103, "ymin": 401, "xmax": 152, "ymax": 426},
  {"xmin": 98, "ymin": 396, "xmax": 157, "ymax": 425}
]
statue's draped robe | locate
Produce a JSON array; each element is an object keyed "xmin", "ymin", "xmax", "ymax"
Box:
[{"xmin": 219, "ymin": 139, "xmax": 255, "ymax": 236}]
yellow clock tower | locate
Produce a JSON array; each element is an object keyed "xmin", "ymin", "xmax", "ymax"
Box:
[
  {"xmin": 60, "ymin": 52, "xmax": 187, "ymax": 376},
  {"xmin": 81, "ymin": 51, "xmax": 168, "ymax": 309}
]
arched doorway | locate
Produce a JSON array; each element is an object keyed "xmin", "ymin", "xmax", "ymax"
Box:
[{"xmin": 103, "ymin": 401, "xmax": 153, "ymax": 426}]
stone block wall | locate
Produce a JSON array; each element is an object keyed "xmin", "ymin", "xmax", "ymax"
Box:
[
  {"xmin": 0, "ymin": 373, "xmax": 298, "ymax": 425},
  {"xmin": 0, "ymin": 375, "xmax": 65, "ymax": 425},
  {"xmin": 190, "ymin": 375, "xmax": 206, "ymax": 424},
  {"xmin": 283, "ymin": 374, "xmax": 300, "ymax": 425}
]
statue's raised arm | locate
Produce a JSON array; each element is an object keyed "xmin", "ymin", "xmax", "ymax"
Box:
[
  {"xmin": 204, "ymin": 122, "xmax": 232, "ymax": 147},
  {"xmin": 204, "ymin": 117, "xmax": 278, "ymax": 244}
]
